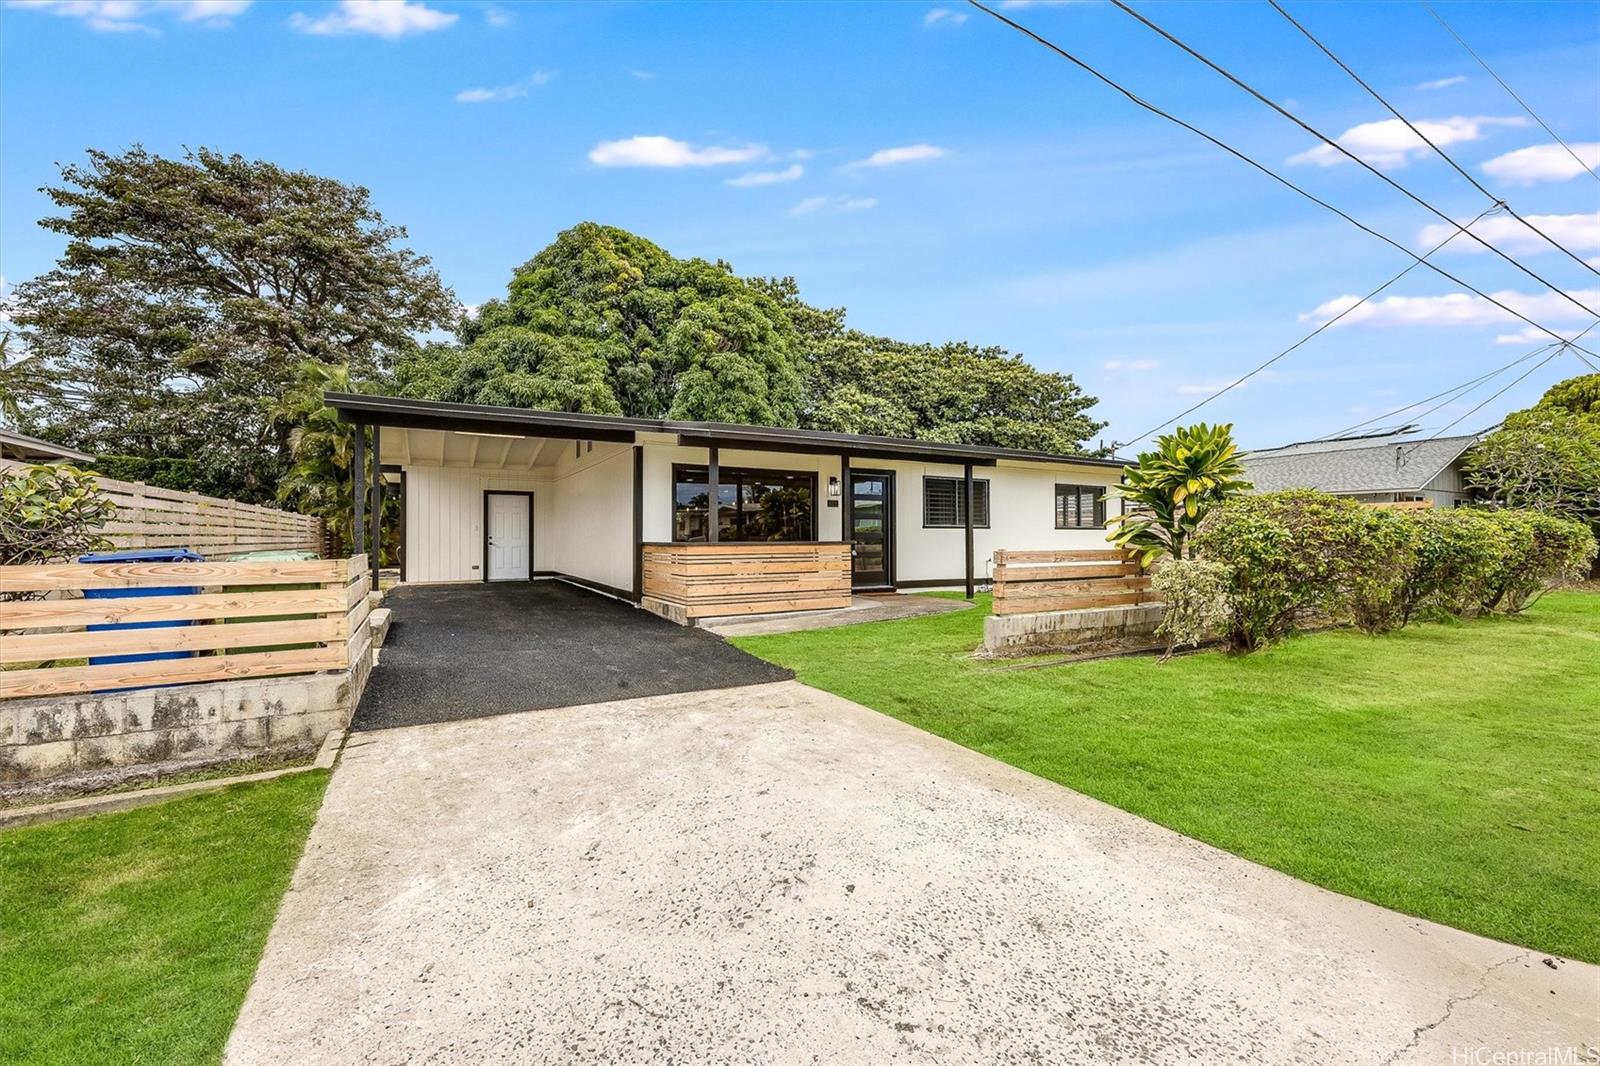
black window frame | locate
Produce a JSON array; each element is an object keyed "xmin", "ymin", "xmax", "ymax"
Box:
[
  {"xmin": 922, "ymin": 475, "xmax": 990, "ymax": 529},
  {"xmin": 671, "ymin": 463, "xmax": 819, "ymax": 543},
  {"xmin": 1055, "ymin": 483, "xmax": 1108, "ymax": 529}
]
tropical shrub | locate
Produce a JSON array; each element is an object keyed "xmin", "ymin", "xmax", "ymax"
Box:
[
  {"xmin": 0, "ymin": 464, "xmax": 114, "ymax": 599},
  {"xmin": 1150, "ymin": 558, "xmax": 1232, "ymax": 660},
  {"xmin": 1480, "ymin": 509, "xmax": 1597, "ymax": 613},
  {"xmin": 1108, "ymin": 422, "xmax": 1251, "ymax": 566},
  {"xmin": 1398, "ymin": 508, "xmax": 1503, "ymax": 621}
]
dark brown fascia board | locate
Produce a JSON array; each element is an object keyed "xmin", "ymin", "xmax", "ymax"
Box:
[{"xmin": 323, "ymin": 392, "xmax": 1125, "ymax": 468}]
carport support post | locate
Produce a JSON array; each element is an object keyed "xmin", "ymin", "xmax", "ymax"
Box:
[
  {"xmin": 351, "ymin": 421, "xmax": 366, "ymax": 559},
  {"xmin": 840, "ymin": 453, "xmax": 851, "ymax": 552},
  {"xmin": 963, "ymin": 462, "xmax": 975, "ymax": 601},
  {"xmin": 369, "ymin": 419, "xmax": 382, "ymax": 585},
  {"xmin": 706, "ymin": 445, "xmax": 720, "ymax": 544}
]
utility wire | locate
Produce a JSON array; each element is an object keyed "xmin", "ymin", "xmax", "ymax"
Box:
[
  {"xmin": 1269, "ymin": 0, "xmax": 1600, "ymax": 279},
  {"xmin": 1115, "ymin": 204, "xmax": 1503, "ymax": 448},
  {"xmin": 1107, "ymin": 0, "xmax": 1600, "ymax": 316},
  {"xmin": 963, "ymin": 0, "xmax": 1600, "ymax": 360},
  {"xmin": 1323, "ymin": 343, "xmax": 1554, "ymax": 441},
  {"xmin": 1407, "ymin": 347, "xmax": 1563, "ymax": 449},
  {"xmin": 1421, "ymin": 0, "xmax": 1600, "ymax": 187}
]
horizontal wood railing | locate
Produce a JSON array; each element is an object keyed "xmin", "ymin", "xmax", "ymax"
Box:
[
  {"xmin": 990, "ymin": 548, "xmax": 1157, "ymax": 616},
  {"xmin": 0, "ymin": 555, "xmax": 370, "ymax": 699},
  {"xmin": 1, "ymin": 458, "xmax": 325, "ymax": 556},
  {"xmin": 641, "ymin": 542, "xmax": 852, "ymax": 621}
]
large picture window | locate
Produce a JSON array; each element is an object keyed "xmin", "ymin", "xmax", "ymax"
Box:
[
  {"xmin": 1055, "ymin": 484, "xmax": 1107, "ymax": 529},
  {"xmin": 673, "ymin": 465, "xmax": 816, "ymax": 543},
  {"xmin": 923, "ymin": 476, "xmax": 990, "ymax": 528}
]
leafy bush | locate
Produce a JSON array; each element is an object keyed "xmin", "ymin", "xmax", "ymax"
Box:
[
  {"xmin": 0, "ymin": 464, "xmax": 115, "ymax": 598},
  {"xmin": 1107, "ymin": 422, "xmax": 1251, "ymax": 566},
  {"xmin": 1192, "ymin": 490, "xmax": 1408, "ymax": 649},
  {"xmin": 1479, "ymin": 509, "xmax": 1597, "ymax": 613},
  {"xmin": 1150, "ymin": 558, "xmax": 1232, "ymax": 660},
  {"xmin": 1398, "ymin": 508, "xmax": 1503, "ymax": 621}
]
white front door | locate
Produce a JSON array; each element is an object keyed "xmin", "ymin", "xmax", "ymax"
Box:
[{"xmin": 486, "ymin": 493, "xmax": 531, "ymax": 581}]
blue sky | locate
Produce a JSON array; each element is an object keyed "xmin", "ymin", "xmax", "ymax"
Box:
[{"xmin": 3, "ymin": 0, "xmax": 1597, "ymax": 451}]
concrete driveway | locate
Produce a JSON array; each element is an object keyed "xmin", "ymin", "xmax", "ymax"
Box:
[{"xmin": 229, "ymin": 681, "xmax": 1597, "ymax": 1065}]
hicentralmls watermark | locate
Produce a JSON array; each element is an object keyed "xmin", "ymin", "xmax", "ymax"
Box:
[{"xmin": 1449, "ymin": 1048, "xmax": 1600, "ymax": 1066}]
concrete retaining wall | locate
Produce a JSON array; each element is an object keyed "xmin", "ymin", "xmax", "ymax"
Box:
[
  {"xmin": 982, "ymin": 602, "xmax": 1165, "ymax": 658},
  {"xmin": 1, "ymin": 653, "xmax": 372, "ymax": 788}
]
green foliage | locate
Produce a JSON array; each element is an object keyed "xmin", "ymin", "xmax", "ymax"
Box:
[
  {"xmin": 10, "ymin": 146, "xmax": 458, "ymax": 504},
  {"xmin": 0, "ymin": 463, "xmax": 114, "ymax": 572},
  {"xmin": 1477, "ymin": 509, "xmax": 1598, "ymax": 613},
  {"xmin": 1107, "ymin": 423, "xmax": 1251, "ymax": 566},
  {"xmin": 1398, "ymin": 508, "xmax": 1504, "ymax": 622},
  {"xmin": 418, "ymin": 224, "xmax": 1104, "ymax": 451},
  {"xmin": 1464, "ymin": 406, "xmax": 1600, "ymax": 525},
  {"xmin": 1535, "ymin": 371, "xmax": 1600, "ymax": 416},
  {"xmin": 1149, "ymin": 558, "xmax": 1232, "ymax": 660}
]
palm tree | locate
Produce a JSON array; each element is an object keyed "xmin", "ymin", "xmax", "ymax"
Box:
[{"xmin": 271, "ymin": 361, "xmax": 378, "ymax": 556}]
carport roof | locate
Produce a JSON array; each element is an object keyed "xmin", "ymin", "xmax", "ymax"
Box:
[{"xmin": 325, "ymin": 392, "xmax": 1125, "ymax": 468}]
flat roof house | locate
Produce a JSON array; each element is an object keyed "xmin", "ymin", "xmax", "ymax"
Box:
[
  {"xmin": 326, "ymin": 393, "xmax": 1127, "ymax": 623},
  {"xmin": 1240, "ymin": 427, "xmax": 1483, "ymax": 508}
]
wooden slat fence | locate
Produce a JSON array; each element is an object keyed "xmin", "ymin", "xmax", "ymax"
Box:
[
  {"xmin": 0, "ymin": 457, "xmax": 324, "ymax": 556},
  {"xmin": 642, "ymin": 542, "xmax": 852, "ymax": 620},
  {"xmin": 990, "ymin": 548, "xmax": 1158, "ymax": 616},
  {"xmin": 1363, "ymin": 499, "xmax": 1434, "ymax": 510},
  {"xmin": 0, "ymin": 555, "xmax": 370, "ymax": 699}
]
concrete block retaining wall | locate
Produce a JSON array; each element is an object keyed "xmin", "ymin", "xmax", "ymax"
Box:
[
  {"xmin": 1, "ymin": 658, "xmax": 371, "ymax": 788},
  {"xmin": 982, "ymin": 602, "xmax": 1165, "ymax": 658}
]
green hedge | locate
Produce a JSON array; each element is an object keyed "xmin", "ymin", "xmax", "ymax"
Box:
[{"xmin": 1191, "ymin": 491, "xmax": 1597, "ymax": 651}]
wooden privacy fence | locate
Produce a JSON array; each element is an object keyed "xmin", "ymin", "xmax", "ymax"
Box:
[
  {"xmin": 0, "ymin": 458, "xmax": 324, "ymax": 556},
  {"xmin": 642, "ymin": 542, "xmax": 852, "ymax": 621},
  {"xmin": 990, "ymin": 549, "xmax": 1157, "ymax": 616},
  {"xmin": 1364, "ymin": 499, "xmax": 1434, "ymax": 510},
  {"xmin": 0, "ymin": 555, "xmax": 370, "ymax": 699}
]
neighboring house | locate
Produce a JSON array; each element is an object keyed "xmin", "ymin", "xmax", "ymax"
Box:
[
  {"xmin": 1240, "ymin": 427, "xmax": 1482, "ymax": 507},
  {"xmin": 0, "ymin": 427, "xmax": 91, "ymax": 465},
  {"xmin": 325, "ymin": 393, "xmax": 1126, "ymax": 617}
]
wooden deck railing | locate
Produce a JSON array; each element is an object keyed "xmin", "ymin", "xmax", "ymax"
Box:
[
  {"xmin": 641, "ymin": 542, "xmax": 852, "ymax": 622},
  {"xmin": 0, "ymin": 555, "xmax": 370, "ymax": 699},
  {"xmin": 990, "ymin": 549, "xmax": 1156, "ymax": 616}
]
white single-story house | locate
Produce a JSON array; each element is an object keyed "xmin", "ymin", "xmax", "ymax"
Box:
[
  {"xmin": 327, "ymin": 393, "xmax": 1128, "ymax": 621},
  {"xmin": 1240, "ymin": 428, "xmax": 1483, "ymax": 508}
]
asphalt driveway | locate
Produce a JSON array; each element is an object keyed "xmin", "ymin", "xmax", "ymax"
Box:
[
  {"xmin": 353, "ymin": 581, "xmax": 790, "ymax": 730},
  {"xmin": 230, "ymin": 681, "xmax": 1596, "ymax": 1065}
]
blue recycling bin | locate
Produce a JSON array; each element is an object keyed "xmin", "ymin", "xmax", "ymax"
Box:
[{"xmin": 79, "ymin": 548, "xmax": 205, "ymax": 667}]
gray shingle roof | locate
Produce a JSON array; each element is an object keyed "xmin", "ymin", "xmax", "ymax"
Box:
[{"xmin": 1240, "ymin": 430, "xmax": 1481, "ymax": 494}]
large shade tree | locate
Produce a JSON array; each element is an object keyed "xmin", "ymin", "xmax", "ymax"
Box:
[
  {"xmin": 10, "ymin": 147, "xmax": 459, "ymax": 502},
  {"xmin": 436, "ymin": 223, "xmax": 1104, "ymax": 453}
]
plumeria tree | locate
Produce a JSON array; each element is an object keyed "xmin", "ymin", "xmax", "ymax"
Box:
[{"xmin": 1107, "ymin": 422, "xmax": 1252, "ymax": 566}]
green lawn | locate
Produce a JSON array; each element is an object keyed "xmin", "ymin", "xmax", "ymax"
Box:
[
  {"xmin": 0, "ymin": 772, "xmax": 329, "ymax": 1066},
  {"xmin": 733, "ymin": 591, "xmax": 1600, "ymax": 963}
]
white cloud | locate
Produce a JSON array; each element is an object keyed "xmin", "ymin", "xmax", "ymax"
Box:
[
  {"xmin": 455, "ymin": 70, "xmax": 553, "ymax": 104},
  {"xmin": 1416, "ymin": 75, "xmax": 1467, "ymax": 91},
  {"xmin": 9, "ymin": 0, "xmax": 250, "ymax": 31},
  {"xmin": 1288, "ymin": 115, "xmax": 1526, "ymax": 169},
  {"xmin": 726, "ymin": 164, "xmax": 804, "ymax": 188},
  {"xmin": 289, "ymin": 0, "xmax": 456, "ymax": 38},
  {"xmin": 1480, "ymin": 142, "xmax": 1600, "ymax": 185},
  {"xmin": 847, "ymin": 144, "xmax": 949, "ymax": 168},
  {"xmin": 482, "ymin": 3, "xmax": 512, "ymax": 27},
  {"xmin": 630, "ymin": 69, "xmax": 656, "ymax": 80},
  {"xmin": 588, "ymin": 135, "xmax": 766, "ymax": 168},
  {"xmin": 1104, "ymin": 359, "xmax": 1160, "ymax": 371},
  {"xmin": 1418, "ymin": 211, "xmax": 1600, "ymax": 255},
  {"xmin": 786, "ymin": 195, "xmax": 878, "ymax": 217},
  {"xmin": 924, "ymin": 7, "xmax": 967, "ymax": 26},
  {"xmin": 1299, "ymin": 287, "xmax": 1600, "ymax": 331}
]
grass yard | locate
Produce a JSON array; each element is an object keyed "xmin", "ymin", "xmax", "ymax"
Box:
[
  {"xmin": 0, "ymin": 772, "xmax": 329, "ymax": 1066},
  {"xmin": 733, "ymin": 591, "xmax": 1600, "ymax": 963}
]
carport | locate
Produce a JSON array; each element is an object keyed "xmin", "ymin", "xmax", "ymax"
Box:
[{"xmin": 352, "ymin": 582, "xmax": 791, "ymax": 731}]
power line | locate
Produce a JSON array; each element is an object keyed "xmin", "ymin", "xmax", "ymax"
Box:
[
  {"xmin": 963, "ymin": 0, "xmax": 1600, "ymax": 360},
  {"xmin": 1106, "ymin": 0, "xmax": 1600, "ymax": 317},
  {"xmin": 1421, "ymin": 0, "xmax": 1600, "ymax": 188},
  {"xmin": 1268, "ymin": 0, "xmax": 1600, "ymax": 279},
  {"xmin": 1114, "ymin": 203, "xmax": 1503, "ymax": 448},
  {"xmin": 1323, "ymin": 343, "xmax": 1555, "ymax": 441},
  {"xmin": 1408, "ymin": 347, "xmax": 1564, "ymax": 448}
]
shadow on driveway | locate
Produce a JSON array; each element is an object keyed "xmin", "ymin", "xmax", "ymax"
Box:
[{"xmin": 353, "ymin": 581, "xmax": 791, "ymax": 731}]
